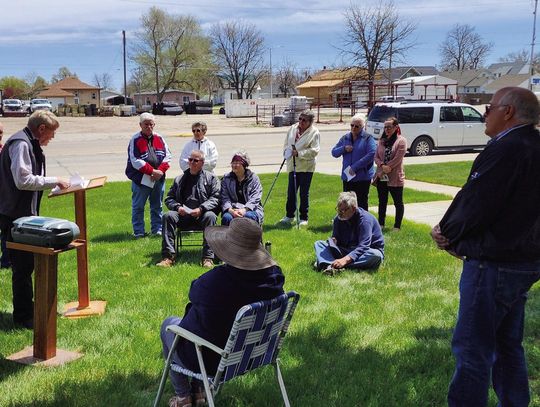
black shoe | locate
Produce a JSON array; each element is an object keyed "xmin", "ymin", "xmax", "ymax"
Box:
[{"xmin": 14, "ymin": 318, "xmax": 33, "ymax": 330}]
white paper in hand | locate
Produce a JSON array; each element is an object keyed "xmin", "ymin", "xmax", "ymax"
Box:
[
  {"xmin": 181, "ymin": 205, "xmax": 194, "ymax": 214},
  {"xmin": 141, "ymin": 174, "xmax": 155, "ymax": 188},
  {"xmin": 344, "ymin": 166, "xmax": 355, "ymax": 181}
]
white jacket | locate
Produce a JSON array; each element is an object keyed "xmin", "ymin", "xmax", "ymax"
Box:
[
  {"xmin": 179, "ymin": 137, "xmax": 218, "ymax": 172},
  {"xmin": 283, "ymin": 123, "xmax": 320, "ymax": 172}
]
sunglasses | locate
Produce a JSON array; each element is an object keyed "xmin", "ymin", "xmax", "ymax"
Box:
[
  {"xmin": 350, "ymin": 124, "xmax": 361, "ymax": 129},
  {"xmin": 485, "ymin": 104, "xmax": 509, "ymax": 115},
  {"xmin": 188, "ymin": 158, "xmax": 201, "ymax": 163},
  {"xmin": 192, "ymin": 128, "xmax": 203, "ymax": 133},
  {"xmin": 298, "ymin": 117, "xmax": 310, "ymax": 123}
]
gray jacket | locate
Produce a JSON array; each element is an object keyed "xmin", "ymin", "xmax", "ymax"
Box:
[
  {"xmin": 221, "ymin": 169, "xmax": 264, "ymax": 224},
  {"xmin": 165, "ymin": 169, "xmax": 220, "ymax": 214}
]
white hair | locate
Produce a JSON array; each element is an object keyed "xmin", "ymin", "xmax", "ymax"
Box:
[
  {"xmin": 351, "ymin": 113, "xmax": 365, "ymax": 125},
  {"xmin": 337, "ymin": 191, "xmax": 358, "ymax": 209},
  {"xmin": 139, "ymin": 112, "xmax": 156, "ymax": 123}
]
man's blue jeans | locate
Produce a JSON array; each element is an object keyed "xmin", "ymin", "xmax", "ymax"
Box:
[
  {"xmin": 313, "ymin": 240, "xmax": 383, "ymax": 270},
  {"xmin": 131, "ymin": 179, "xmax": 165, "ymax": 236},
  {"xmin": 448, "ymin": 259, "xmax": 540, "ymax": 407}
]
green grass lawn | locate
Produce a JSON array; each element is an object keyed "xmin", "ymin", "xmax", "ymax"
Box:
[
  {"xmin": 0, "ymin": 173, "xmax": 539, "ymax": 406},
  {"xmin": 405, "ymin": 161, "xmax": 473, "ymax": 187}
]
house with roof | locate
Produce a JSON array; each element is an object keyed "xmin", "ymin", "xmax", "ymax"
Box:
[
  {"xmin": 37, "ymin": 77, "xmax": 101, "ymax": 108},
  {"xmin": 393, "ymin": 75, "xmax": 458, "ymax": 100},
  {"xmin": 488, "ymin": 62, "xmax": 530, "ymax": 77},
  {"xmin": 484, "ymin": 73, "xmax": 540, "ymax": 94},
  {"xmin": 380, "ymin": 66, "xmax": 438, "ymax": 82},
  {"xmin": 132, "ymin": 89, "xmax": 197, "ymax": 107}
]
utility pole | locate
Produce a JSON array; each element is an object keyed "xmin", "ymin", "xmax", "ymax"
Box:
[
  {"xmin": 530, "ymin": 0, "xmax": 538, "ymax": 90},
  {"xmin": 269, "ymin": 48, "xmax": 273, "ymax": 99},
  {"xmin": 123, "ymin": 30, "xmax": 128, "ymax": 103}
]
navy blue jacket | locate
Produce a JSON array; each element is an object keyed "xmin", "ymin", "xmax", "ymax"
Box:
[
  {"xmin": 440, "ymin": 124, "xmax": 540, "ymax": 262},
  {"xmin": 177, "ymin": 264, "xmax": 285, "ymax": 374}
]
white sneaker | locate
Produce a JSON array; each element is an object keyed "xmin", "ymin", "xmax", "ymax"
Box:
[
  {"xmin": 299, "ymin": 220, "xmax": 308, "ymax": 227},
  {"xmin": 279, "ymin": 216, "xmax": 294, "ymax": 224}
]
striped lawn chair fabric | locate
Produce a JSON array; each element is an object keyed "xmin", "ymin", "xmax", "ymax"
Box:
[{"xmin": 154, "ymin": 291, "xmax": 299, "ymax": 407}]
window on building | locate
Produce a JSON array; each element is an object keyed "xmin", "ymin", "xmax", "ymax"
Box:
[
  {"xmin": 183, "ymin": 96, "xmax": 190, "ymax": 103},
  {"xmin": 92, "ymin": 93, "xmax": 96, "ymax": 99}
]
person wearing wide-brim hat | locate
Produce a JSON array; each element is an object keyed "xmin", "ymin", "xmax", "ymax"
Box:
[{"xmin": 160, "ymin": 217, "xmax": 285, "ymax": 407}]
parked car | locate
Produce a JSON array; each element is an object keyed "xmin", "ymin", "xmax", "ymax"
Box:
[
  {"xmin": 29, "ymin": 98, "xmax": 53, "ymax": 113},
  {"xmin": 378, "ymin": 95, "xmax": 406, "ymax": 102},
  {"xmin": 1, "ymin": 99, "xmax": 26, "ymax": 117},
  {"xmin": 366, "ymin": 101, "xmax": 487, "ymax": 156},
  {"xmin": 162, "ymin": 102, "xmax": 184, "ymax": 115}
]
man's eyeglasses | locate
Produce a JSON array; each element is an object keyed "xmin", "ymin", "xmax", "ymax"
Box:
[
  {"xmin": 350, "ymin": 124, "xmax": 361, "ymax": 129},
  {"xmin": 485, "ymin": 104, "xmax": 510, "ymax": 115},
  {"xmin": 192, "ymin": 128, "xmax": 203, "ymax": 133},
  {"xmin": 188, "ymin": 158, "xmax": 201, "ymax": 163},
  {"xmin": 336, "ymin": 206, "xmax": 351, "ymax": 215}
]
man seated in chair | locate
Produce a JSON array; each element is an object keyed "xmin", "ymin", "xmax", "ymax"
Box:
[
  {"xmin": 160, "ymin": 218, "xmax": 285, "ymax": 407},
  {"xmin": 314, "ymin": 191, "xmax": 385, "ymax": 275},
  {"xmin": 156, "ymin": 150, "xmax": 220, "ymax": 268}
]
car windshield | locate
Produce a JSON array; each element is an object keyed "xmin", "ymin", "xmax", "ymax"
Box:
[
  {"xmin": 4, "ymin": 100, "xmax": 19, "ymax": 105},
  {"xmin": 32, "ymin": 99, "xmax": 49, "ymax": 104},
  {"xmin": 367, "ymin": 106, "xmax": 397, "ymax": 122}
]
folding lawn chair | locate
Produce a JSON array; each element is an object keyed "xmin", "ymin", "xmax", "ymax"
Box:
[{"xmin": 154, "ymin": 291, "xmax": 300, "ymax": 407}]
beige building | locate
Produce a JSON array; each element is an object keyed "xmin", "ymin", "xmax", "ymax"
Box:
[{"xmin": 38, "ymin": 77, "xmax": 101, "ymax": 108}]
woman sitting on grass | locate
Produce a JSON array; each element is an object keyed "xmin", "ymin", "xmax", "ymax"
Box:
[{"xmin": 160, "ymin": 218, "xmax": 285, "ymax": 407}]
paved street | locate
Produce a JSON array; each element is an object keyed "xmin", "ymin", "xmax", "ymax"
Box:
[{"xmin": 1, "ymin": 114, "xmax": 474, "ymax": 226}]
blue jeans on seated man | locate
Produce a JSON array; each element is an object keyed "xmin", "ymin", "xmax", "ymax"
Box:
[
  {"xmin": 448, "ymin": 259, "xmax": 540, "ymax": 407},
  {"xmin": 314, "ymin": 239, "xmax": 383, "ymax": 270},
  {"xmin": 131, "ymin": 179, "xmax": 165, "ymax": 236},
  {"xmin": 221, "ymin": 211, "xmax": 259, "ymax": 226},
  {"xmin": 161, "ymin": 316, "xmax": 204, "ymax": 397}
]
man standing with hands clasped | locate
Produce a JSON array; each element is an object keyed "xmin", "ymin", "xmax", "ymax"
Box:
[
  {"xmin": 0, "ymin": 111, "xmax": 70, "ymax": 329},
  {"xmin": 431, "ymin": 87, "xmax": 540, "ymax": 407}
]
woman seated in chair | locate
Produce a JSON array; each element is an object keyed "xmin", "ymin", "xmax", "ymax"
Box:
[
  {"xmin": 160, "ymin": 218, "xmax": 284, "ymax": 407},
  {"xmin": 220, "ymin": 149, "xmax": 264, "ymax": 226}
]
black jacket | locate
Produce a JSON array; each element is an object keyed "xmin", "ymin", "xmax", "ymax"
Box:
[
  {"xmin": 164, "ymin": 169, "xmax": 220, "ymax": 214},
  {"xmin": 440, "ymin": 124, "xmax": 540, "ymax": 262}
]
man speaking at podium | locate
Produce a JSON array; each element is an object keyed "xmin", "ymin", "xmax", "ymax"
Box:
[{"xmin": 0, "ymin": 111, "xmax": 70, "ymax": 329}]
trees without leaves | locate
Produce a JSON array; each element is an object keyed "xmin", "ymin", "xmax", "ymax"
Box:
[
  {"xmin": 276, "ymin": 60, "xmax": 300, "ymax": 98},
  {"xmin": 51, "ymin": 67, "xmax": 77, "ymax": 83},
  {"xmin": 439, "ymin": 24, "xmax": 493, "ymax": 70},
  {"xmin": 93, "ymin": 73, "xmax": 114, "ymax": 90},
  {"xmin": 132, "ymin": 7, "xmax": 209, "ymax": 102},
  {"xmin": 210, "ymin": 20, "xmax": 266, "ymax": 100},
  {"xmin": 341, "ymin": 1, "xmax": 417, "ymax": 101}
]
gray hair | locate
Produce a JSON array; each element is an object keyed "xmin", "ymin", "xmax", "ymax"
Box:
[
  {"xmin": 351, "ymin": 113, "xmax": 365, "ymax": 125},
  {"xmin": 299, "ymin": 110, "xmax": 315, "ymax": 123},
  {"xmin": 337, "ymin": 191, "xmax": 357, "ymax": 209},
  {"xmin": 498, "ymin": 87, "xmax": 540, "ymax": 125},
  {"xmin": 231, "ymin": 149, "xmax": 251, "ymax": 166},
  {"xmin": 27, "ymin": 110, "xmax": 59, "ymax": 131},
  {"xmin": 139, "ymin": 112, "xmax": 155, "ymax": 123},
  {"xmin": 190, "ymin": 149, "xmax": 205, "ymax": 161},
  {"xmin": 192, "ymin": 121, "xmax": 208, "ymax": 132}
]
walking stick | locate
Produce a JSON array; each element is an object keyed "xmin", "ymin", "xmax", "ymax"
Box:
[
  {"xmin": 263, "ymin": 158, "xmax": 286, "ymax": 207},
  {"xmin": 292, "ymin": 149, "xmax": 300, "ymax": 229}
]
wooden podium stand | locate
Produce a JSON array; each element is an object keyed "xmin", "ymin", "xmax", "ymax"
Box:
[
  {"xmin": 49, "ymin": 176, "xmax": 107, "ymax": 318},
  {"xmin": 6, "ymin": 241, "xmax": 84, "ymax": 366}
]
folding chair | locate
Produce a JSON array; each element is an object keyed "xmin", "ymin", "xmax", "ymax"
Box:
[
  {"xmin": 175, "ymin": 228, "xmax": 204, "ymax": 253},
  {"xmin": 154, "ymin": 291, "xmax": 300, "ymax": 407}
]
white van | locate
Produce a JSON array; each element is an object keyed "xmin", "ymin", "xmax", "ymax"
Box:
[{"xmin": 365, "ymin": 101, "xmax": 487, "ymax": 156}]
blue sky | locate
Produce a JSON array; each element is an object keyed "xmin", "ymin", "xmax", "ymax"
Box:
[{"xmin": 0, "ymin": 0, "xmax": 536, "ymax": 91}]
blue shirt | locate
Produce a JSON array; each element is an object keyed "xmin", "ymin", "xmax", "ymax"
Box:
[
  {"xmin": 333, "ymin": 208, "xmax": 384, "ymax": 261},
  {"xmin": 331, "ymin": 130, "xmax": 376, "ymax": 182}
]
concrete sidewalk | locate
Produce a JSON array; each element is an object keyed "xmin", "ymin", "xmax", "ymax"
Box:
[{"xmin": 368, "ymin": 180, "xmax": 461, "ymax": 227}]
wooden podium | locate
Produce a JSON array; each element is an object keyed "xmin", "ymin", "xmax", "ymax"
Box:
[
  {"xmin": 6, "ymin": 241, "xmax": 84, "ymax": 366},
  {"xmin": 49, "ymin": 176, "xmax": 107, "ymax": 318}
]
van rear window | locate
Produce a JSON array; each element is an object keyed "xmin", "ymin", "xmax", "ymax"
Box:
[
  {"xmin": 367, "ymin": 106, "xmax": 397, "ymax": 122},
  {"xmin": 397, "ymin": 107, "xmax": 433, "ymax": 123}
]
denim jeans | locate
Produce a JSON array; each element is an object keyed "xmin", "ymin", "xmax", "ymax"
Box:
[
  {"xmin": 448, "ymin": 259, "xmax": 540, "ymax": 407},
  {"xmin": 286, "ymin": 171, "xmax": 314, "ymax": 221},
  {"xmin": 313, "ymin": 240, "xmax": 383, "ymax": 270},
  {"xmin": 131, "ymin": 179, "xmax": 165, "ymax": 236},
  {"xmin": 221, "ymin": 211, "xmax": 259, "ymax": 226}
]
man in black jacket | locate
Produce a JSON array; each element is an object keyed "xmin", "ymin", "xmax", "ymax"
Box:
[
  {"xmin": 431, "ymin": 87, "xmax": 540, "ymax": 407},
  {"xmin": 156, "ymin": 150, "xmax": 220, "ymax": 268}
]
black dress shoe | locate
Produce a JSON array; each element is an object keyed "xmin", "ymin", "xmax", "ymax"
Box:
[{"xmin": 14, "ymin": 318, "xmax": 33, "ymax": 330}]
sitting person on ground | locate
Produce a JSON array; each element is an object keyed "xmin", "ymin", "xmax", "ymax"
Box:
[
  {"xmin": 160, "ymin": 217, "xmax": 285, "ymax": 407},
  {"xmin": 220, "ymin": 149, "xmax": 264, "ymax": 226},
  {"xmin": 314, "ymin": 191, "xmax": 384, "ymax": 275},
  {"xmin": 156, "ymin": 150, "xmax": 220, "ymax": 269},
  {"xmin": 179, "ymin": 121, "xmax": 218, "ymax": 173}
]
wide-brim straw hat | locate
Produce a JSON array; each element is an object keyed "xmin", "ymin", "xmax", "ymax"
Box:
[{"xmin": 205, "ymin": 217, "xmax": 276, "ymax": 270}]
